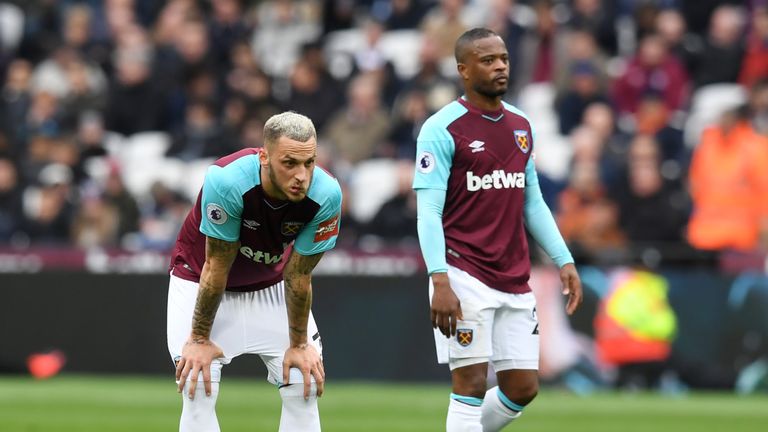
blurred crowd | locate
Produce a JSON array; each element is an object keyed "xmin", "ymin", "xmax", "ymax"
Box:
[{"xmin": 0, "ymin": 0, "xmax": 767, "ymax": 267}]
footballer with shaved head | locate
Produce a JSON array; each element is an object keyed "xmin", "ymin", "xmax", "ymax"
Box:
[{"xmin": 413, "ymin": 28, "xmax": 583, "ymax": 432}]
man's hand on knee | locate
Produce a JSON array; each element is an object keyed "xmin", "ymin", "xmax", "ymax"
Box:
[
  {"xmin": 176, "ymin": 337, "xmax": 224, "ymax": 399},
  {"xmin": 282, "ymin": 344, "xmax": 325, "ymax": 400}
]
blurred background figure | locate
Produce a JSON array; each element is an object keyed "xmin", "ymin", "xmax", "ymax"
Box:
[{"xmin": 687, "ymin": 109, "xmax": 768, "ymax": 252}]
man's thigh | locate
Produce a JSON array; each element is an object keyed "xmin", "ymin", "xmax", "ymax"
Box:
[
  {"xmin": 491, "ymin": 292, "xmax": 539, "ymax": 371},
  {"xmin": 430, "ymin": 266, "xmax": 497, "ymax": 368}
]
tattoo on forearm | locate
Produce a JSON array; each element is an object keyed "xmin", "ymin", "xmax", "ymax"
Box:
[
  {"xmin": 191, "ymin": 284, "xmax": 224, "ymax": 339},
  {"xmin": 284, "ymin": 252, "xmax": 323, "ymax": 345},
  {"xmin": 191, "ymin": 237, "xmax": 239, "ymax": 338}
]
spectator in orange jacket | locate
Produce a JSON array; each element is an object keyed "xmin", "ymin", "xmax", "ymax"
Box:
[{"xmin": 687, "ymin": 110, "xmax": 768, "ymax": 251}]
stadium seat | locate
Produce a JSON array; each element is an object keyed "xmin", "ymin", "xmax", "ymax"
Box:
[
  {"xmin": 516, "ymin": 83, "xmax": 572, "ymax": 181},
  {"xmin": 0, "ymin": 3, "xmax": 24, "ymax": 52},
  {"xmin": 178, "ymin": 158, "xmax": 215, "ymax": 202},
  {"xmin": 684, "ymin": 83, "xmax": 747, "ymax": 148},
  {"xmin": 113, "ymin": 133, "xmax": 173, "ymax": 199},
  {"xmin": 347, "ymin": 158, "xmax": 400, "ymax": 223},
  {"xmin": 324, "ymin": 29, "xmax": 423, "ymax": 79}
]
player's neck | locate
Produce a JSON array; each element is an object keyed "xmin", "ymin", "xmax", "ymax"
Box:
[{"xmin": 463, "ymin": 93, "xmax": 503, "ymax": 112}]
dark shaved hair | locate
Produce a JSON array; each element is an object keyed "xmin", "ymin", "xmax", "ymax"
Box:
[{"xmin": 454, "ymin": 28, "xmax": 500, "ymax": 63}]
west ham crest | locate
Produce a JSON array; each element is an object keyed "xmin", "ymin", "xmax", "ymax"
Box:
[
  {"xmin": 281, "ymin": 221, "xmax": 304, "ymax": 236},
  {"xmin": 457, "ymin": 329, "xmax": 473, "ymax": 347},
  {"xmin": 514, "ymin": 130, "xmax": 530, "ymax": 154}
]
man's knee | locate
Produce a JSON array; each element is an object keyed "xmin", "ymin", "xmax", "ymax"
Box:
[
  {"xmin": 499, "ymin": 377, "xmax": 538, "ymax": 405},
  {"xmin": 279, "ymin": 368, "xmax": 319, "ymax": 399},
  {"xmin": 451, "ymin": 363, "xmax": 488, "ymax": 398}
]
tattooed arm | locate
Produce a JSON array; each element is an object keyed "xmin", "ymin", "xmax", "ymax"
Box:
[
  {"xmin": 175, "ymin": 236, "xmax": 239, "ymax": 399},
  {"xmin": 282, "ymin": 249, "xmax": 325, "ymax": 399},
  {"xmin": 283, "ymin": 250, "xmax": 323, "ymax": 347},
  {"xmin": 192, "ymin": 237, "xmax": 239, "ymax": 338}
]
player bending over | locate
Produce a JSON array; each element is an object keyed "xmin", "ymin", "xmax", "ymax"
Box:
[{"xmin": 167, "ymin": 111, "xmax": 341, "ymax": 431}]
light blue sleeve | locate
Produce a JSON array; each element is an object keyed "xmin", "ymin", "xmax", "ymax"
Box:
[
  {"xmin": 199, "ymin": 165, "xmax": 244, "ymax": 242},
  {"xmin": 412, "ymin": 118, "xmax": 455, "ymax": 191},
  {"xmin": 294, "ymin": 178, "xmax": 342, "ymax": 256},
  {"xmin": 416, "ymin": 188, "xmax": 448, "ymax": 274},
  {"xmin": 523, "ymin": 158, "xmax": 574, "ymax": 267}
]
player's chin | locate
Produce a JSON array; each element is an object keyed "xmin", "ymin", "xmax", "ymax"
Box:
[
  {"xmin": 492, "ymin": 83, "xmax": 508, "ymax": 95},
  {"xmin": 285, "ymin": 189, "xmax": 307, "ymax": 202}
]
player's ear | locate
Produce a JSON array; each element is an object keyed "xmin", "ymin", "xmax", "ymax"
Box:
[
  {"xmin": 457, "ymin": 63, "xmax": 469, "ymax": 81},
  {"xmin": 259, "ymin": 146, "xmax": 269, "ymax": 166}
]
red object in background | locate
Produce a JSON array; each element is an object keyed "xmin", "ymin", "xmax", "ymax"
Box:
[{"xmin": 27, "ymin": 350, "xmax": 66, "ymax": 379}]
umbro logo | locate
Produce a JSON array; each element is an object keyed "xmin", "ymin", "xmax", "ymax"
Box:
[
  {"xmin": 469, "ymin": 140, "xmax": 485, "ymax": 153},
  {"xmin": 243, "ymin": 219, "xmax": 260, "ymax": 230}
]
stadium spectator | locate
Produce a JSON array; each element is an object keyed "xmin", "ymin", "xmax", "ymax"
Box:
[
  {"xmin": 613, "ymin": 33, "xmax": 689, "ymax": 117},
  {"xmin": 21, "ymin": 163, "xmax": 76, "ymax": 245},
  {"xmin": 363, "ymin": 160, "xmax": 418, "ymax": 246},
  {"xmin": 690, "ymin": 4, "xmax": 746, "ymax": 89},
  {"xmin": 512, "ymin": 0, "xmax": 569, "ymax": 96},
  {"xmin": 101, "ymin": 165, "xmax": 141, "ymax": 244},
  {"xmin": 206, "ymin": 0, "xmax": 252, "ymax": 71},
  {"xmin": 71, "ymin": 188, "xmax": 120, "ymax": 248},
  {"xmin": 321, "ymin": 0, "xmax": 356, "ymax": 34},
  {"xmin": 322, "ymin": 72, "xmax": 391, "ymax": 167},
  {"xmin": 739, "ymin": 6, "xmax": 768, "ymax": 88},
  {"xmin": 72, "ymin": 111, "xmax": 109, "ymax": 184},
  {"xmin": 557, "ymin": 160, "xmax": 625, "ymax": 262},
  {"xmin": 632, "ymin": 93, "xmax": 685, "ymax": 166},
  {"xmin": 382, "ymin": 0, "xmax": 427, "ymax": 31},
  {"xmin": 23, "ymin": 91, "xmax": 62, "ymax": 143},
  {"xmin": 484, "ymin": 0, "xmax": 526, "ymax": 85},
  {"xmin": 104, "ymin": 49, "xmax": 168, "ymax": 135},
  {"xmin": 567, "ymin": 0, "xmax": 618, "ymax": 56},
  {"xmin": 687, "ymin": 109, "xmax": 768, "ymax": 251},
  {"xmin": 388, "ymin": 88, "xmax": 430, "ymax": 160},
  {"xmin": 655, "ymin": 8, "xmax": 702, "ymax": 75},
  {"xmin": 555, "ymin": 61, "xmax": 609, "ymax": 135},
  {"xmin": 225, "ymin": 41, "xmax": 278, "ymax": 120},
  {"xmin": 553, "ymin": 29, "xmax": 609, "ymax": 105},
  {"xmin": 2, "ymin": 59, "xmax": 33, "ymax": 151},
  {"xmin": 401, "ymin": 34, "xmax": 460, "ymax": 113},
  {"xmin": 420, "ymin": 0, "xmax": 470, "ymax": 60},
  {"xmin": 0, "ymin": 157, "xmax": 23, "ymax": 241},
  {"xmin": 283, "ymin": 48, "xmax": 344, "ymax": 131},
  {"xmin": 609, "ymin": 135, "xmax": 689, "ymax": 260},
  {"xmin": 166, "ymin": 99, "xmax": 233, "ymax": 161},
  {"xmin": 137, "ymin": 180, "xmax": 191, "ymax": 250}
]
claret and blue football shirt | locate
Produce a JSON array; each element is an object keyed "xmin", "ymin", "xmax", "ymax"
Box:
[
  {"xmin": 414, "ymin": 97, "xmax": 573, "ymax": 294},
  {"xmin": 170, "ymin": 148, "xmax": 342, "ymax": 292}
]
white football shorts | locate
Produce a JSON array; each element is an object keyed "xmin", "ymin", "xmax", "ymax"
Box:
[
  {"xmin": 167, "ymin": 273, "xmax": 322, "ymax": 384},
  {"xmin": 430, "ymin": 265, "xmax": 539, "ymax": 371}
]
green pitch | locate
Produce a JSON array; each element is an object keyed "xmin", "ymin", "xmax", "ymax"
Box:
[{"xmin": 0, "ymin": 375, "xmax": 766, "ymax": 432}]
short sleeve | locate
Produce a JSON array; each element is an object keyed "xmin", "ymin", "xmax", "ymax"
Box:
[
  {"xmin": 412, "ymin": 118, "xmax": 455, "ymax": 191},
  {"xmin": 199, "ymin": 165, "xmax": 244, "ymax": 242},
  {"xmin": 293, "ymin": 180, "xmax": 342, "ymax": 255}
]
